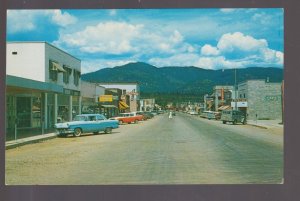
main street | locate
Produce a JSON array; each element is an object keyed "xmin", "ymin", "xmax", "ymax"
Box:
[{"xmin": 6, "ymin": 112, "xmax": 283, "ymax": 184}]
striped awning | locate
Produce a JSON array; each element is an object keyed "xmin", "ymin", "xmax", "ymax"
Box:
[
  {"xmin": 119, "ymin": 101, "xmax": 129, "ymax": 109},
  {"xmin": 218, "ymin": 105, "xmax": 231, "ymax": 110}
]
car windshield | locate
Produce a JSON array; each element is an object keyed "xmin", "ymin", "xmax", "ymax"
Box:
[{"xmin": 74, "ymin": 116, "xmax": 87, "ymax": 121}]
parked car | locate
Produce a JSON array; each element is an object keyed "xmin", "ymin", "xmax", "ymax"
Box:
[
  {"xmin": 188, "ymin": 111, "xmax": 198, "ymax": 115},
  {"xmin": 221, "ymin": 110, "xmax": 247, "ymax": 125},
  {"xmin": 137, "ymin": 111, "xmax": 154, "ymax": 120},
  {"xmin": 199, "ymin": 111, "xmax": 220, "ymax": 120},
  {"xmin": 110, "ymin": 112, "xmax": 143, "ymax": 124},
  {"xmin": 54, "ymin": 114, "xmax": 119, "ymax": 137}
]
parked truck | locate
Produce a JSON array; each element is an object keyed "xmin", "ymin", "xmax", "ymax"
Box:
[{"xmin": 221, "ymin": 110, "xmax": 247, "ymax": 125}]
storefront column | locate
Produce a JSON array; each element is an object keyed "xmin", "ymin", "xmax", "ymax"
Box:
[
  {"xmin": 79, "ymin": 96, "xmax": 82, "ymax": 115},
  {"xmin": 44, "ymin": 93, "xmax": 48, "ymax": 129},
  {"xmin": 54, "ymin": 93, "xmax": 58, "ymax": 124},
  {"xmin": 69, "ymin": 95, "xmax": 73, "ymax": 121}
]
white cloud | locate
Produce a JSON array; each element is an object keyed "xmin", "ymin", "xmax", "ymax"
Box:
[
  {"xmin": 56, "ymin": 22, "xmax": 190, "ymax": 56},
  {"xmin": 201, "ymin": 44, "xmax": 220, "ymax": 56},
  {"xmin": 217, "ymin": 32, "xmax": 268, "ymax": 53},
  {"xmin": 109, "ymin": 9, "xmax": 117, "ymax": 16},
  {"xmin": 7, "ymin": 10, "xmax": 38, "ymax": 33},
  {"xmin": 148, "ymin": 53, "xmax": 199, "ymax": 67},
  {"xmin": 148, "ymin": 32, "xmax": 283, "ymax": 70},
  {"xmin": 220, "ymin": 8, "xmax": 236, "ymax": 13},
  {"xmin": 50, "ymin": 10, "xmax": 77, "ymax": 27},
  {"xmin": 7, "ymin": 10, "xmax": 77, "ymax": 33},
  {"xmin": 57, "ymin": 22, "xmax": 142, "ymax": 54},
  {"xmin": 252, "ymin": 12, "xmax": 273, "ymax": 25},
  {"xmin": 195, "ymin": 56, "xmax": 248, "ymax": 70},
  {"xmin": 170, "ymin": 30, "xmax": 184, "ymax": 44}
]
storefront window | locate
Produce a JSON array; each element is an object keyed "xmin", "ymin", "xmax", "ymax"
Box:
[{"xmin": 16, "ymin": 97, "xmax": 31, "ymax": 128}]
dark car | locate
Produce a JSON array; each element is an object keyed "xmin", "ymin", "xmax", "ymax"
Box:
[
  {"xmin": 137, "ymin": 111, "xmax": 154, "ymax": 120},
  {"xmin": 221, "ymin": 110, "xmax": 247, "ymax": 125}
]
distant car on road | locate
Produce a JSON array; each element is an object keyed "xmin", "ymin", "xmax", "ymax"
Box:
[
  {"xmin": 55, "ymin": 114, "xmax": 119, "ymax": 137},
  {"xmin": 110, "ymin": 112, "xmax": 143, "ymax": 124},
  {"xmin": 221, "ymin": 110, "xmax": 247, "ymax": 125}
]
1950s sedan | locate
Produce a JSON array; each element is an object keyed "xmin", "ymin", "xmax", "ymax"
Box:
[{"xmin": 55, "ymin": 114, "xmax": 119, "ymax": 137}]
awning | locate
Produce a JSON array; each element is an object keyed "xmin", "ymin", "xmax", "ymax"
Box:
[
  {"xmin": 119, "ymin": 101, "xmax": 129, "ymax": 109},
  {"xmin": 51, "ymin": 61, "xmax": 67, "ymax": 72},
  {"xmin": 218, "ymin": 105, "xmax": 231, "ymax": 110}
]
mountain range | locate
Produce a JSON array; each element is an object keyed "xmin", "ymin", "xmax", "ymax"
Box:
[{"xmin": 82, "ymin": 62, "xmax": 283, "ymax": 104}]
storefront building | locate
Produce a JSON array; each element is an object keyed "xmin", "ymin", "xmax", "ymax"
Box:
[
  {"xmin": 98, "ymin": 83, "xmax": 140, "ymax": 112},
  {"xmin": 237, "ymin": 80, "xmax": 283, "ymax": 120},
  {"xmin": 6, "ymin": 42, "xmax": 81, "ymax": 140}
]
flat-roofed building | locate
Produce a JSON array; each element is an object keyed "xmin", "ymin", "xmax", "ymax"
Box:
[{"xmin": 6, "ymin": 42, "xmax": 81, "ymax": 140}]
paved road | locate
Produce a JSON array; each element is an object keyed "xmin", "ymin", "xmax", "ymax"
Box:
[{"xmin": 5, "ymin": 112, "xmax": 283, "ymax": 184}]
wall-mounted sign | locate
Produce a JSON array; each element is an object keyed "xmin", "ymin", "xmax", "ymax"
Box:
[
  {"xmin": 99, "ymin": 95, "xmax": 113, "ymax": 102},
  {"xmin": 264, "ymin": 95, "xmax": 281, "ymax": 102},
  {"xmin": 231, "ymin": 101, "xmax": 248, "ymax": 107}
]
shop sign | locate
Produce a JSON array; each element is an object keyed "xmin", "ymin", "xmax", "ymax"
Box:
[
  {"xmin": 99, "ymin": 95, "xmax": 113, "ymax": 102},
  {"xmin": 231, "ymin": 101, "xmax": 248, "ymax": 107},
  {"xmin": 264, "ymin": 95, "xmax": 281, "ymax": 101}
]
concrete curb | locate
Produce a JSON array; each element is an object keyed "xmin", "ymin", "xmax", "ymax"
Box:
[
  {"xmin": 247, "ymin": 124, "xmax": 268, "ymax": 129},
  {"xmin": 5, "ymin": 134, "xmax": 57, "ymax": 150}
]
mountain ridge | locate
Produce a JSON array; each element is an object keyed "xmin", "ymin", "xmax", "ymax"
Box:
[{"xmin": 82, "ymin": 62, "xmax": 283, "ymax": 104}]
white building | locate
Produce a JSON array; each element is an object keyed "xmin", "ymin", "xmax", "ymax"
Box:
[
  {"xmin": 139, "ymin": 99, "xmax": 155, "ymax": 111},
  {"xmin": 81, "ymin": 81, "xmax": 105, "ymax": 114},
  {"xmin": 6, "ymin": 42, "xmax": 81, "ymax": 140}
]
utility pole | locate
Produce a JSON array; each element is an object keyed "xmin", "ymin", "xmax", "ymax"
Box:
[{"xmin": 234, "ymin": 68, "xmax": 238, "ymax": 110}]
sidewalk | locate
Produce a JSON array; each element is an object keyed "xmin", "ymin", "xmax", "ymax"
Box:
[
  {"xmin": 247, "ymin": 120, "xmax": 283, "ymax": 129},
  {"xmin": 5, "ymin": 132, "xmax": 57, "ymax": 150}
]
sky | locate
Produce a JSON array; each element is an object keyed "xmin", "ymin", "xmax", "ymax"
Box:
[{"xmin": 7, "ymin": 9, "xmax": 284, "ymax": 74}]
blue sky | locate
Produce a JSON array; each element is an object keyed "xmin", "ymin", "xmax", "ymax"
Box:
[{"xmin": 7, "ymin": 9, "xmax": 284, "ymax": 73}]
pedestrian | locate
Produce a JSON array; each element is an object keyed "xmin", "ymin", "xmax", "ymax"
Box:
[{"xmin": 169, "ymin": 111, "xmax": 173, "ymax": 119}]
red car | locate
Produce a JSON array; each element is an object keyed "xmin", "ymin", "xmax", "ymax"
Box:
[{"xmin": 110, "ymin": 112, "xmax": 143, "ymax": 124}]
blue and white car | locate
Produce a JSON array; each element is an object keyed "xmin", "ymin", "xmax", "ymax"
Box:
[{"xmin": 55, "ymin": 114, "xmax": 119, "ymax": 137}]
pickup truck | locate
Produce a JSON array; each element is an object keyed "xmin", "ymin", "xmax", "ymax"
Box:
[{"xmin": 110, "ymin": 112, "xmax": 143, "ymax": 124}]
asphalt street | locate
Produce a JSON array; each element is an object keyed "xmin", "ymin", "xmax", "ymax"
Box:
[{"xmin": 5, "ymin": 112, "xmax": 283, "ymax": 184}]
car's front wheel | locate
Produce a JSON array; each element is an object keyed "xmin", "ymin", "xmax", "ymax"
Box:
[
  {"xmin": 134, "ymin": 119, "xmax": 139, "ymax": 124},
  {"xmin": 73, "ymin": 128, "xmax": 82, "ymax": 137},
  {"xmin": 104, "ymin": 127, "xmax": 112, "ymax": 134}
]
